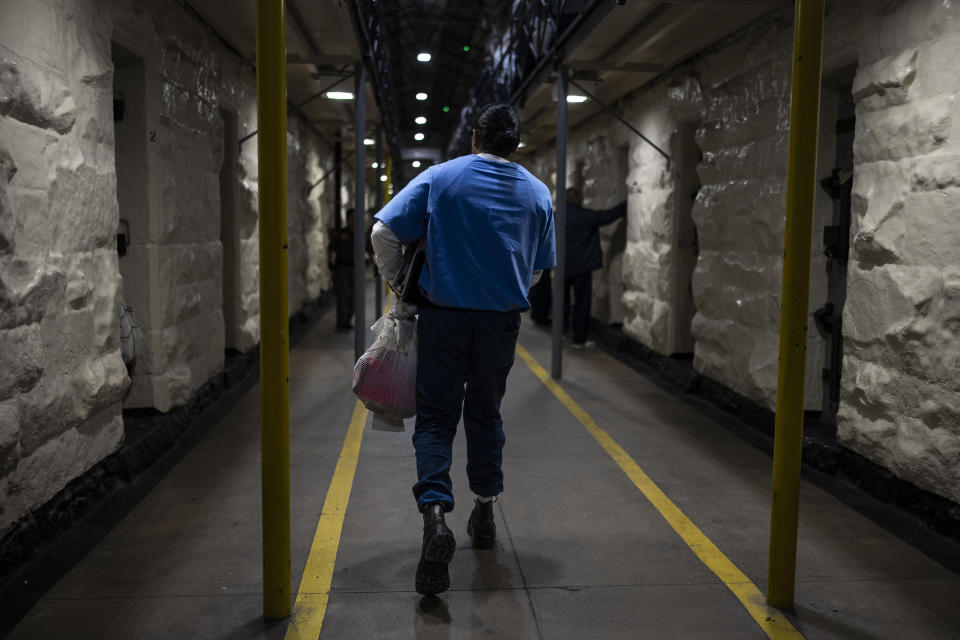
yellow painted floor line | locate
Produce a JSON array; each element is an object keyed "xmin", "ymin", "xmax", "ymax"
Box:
[
  {"xmin": 515, "ymin": 344, "xmax": 804, "ymax": 640},
  {"xmin": 285, "ymin": 400, "xmax": 368, "ymax": 640}
]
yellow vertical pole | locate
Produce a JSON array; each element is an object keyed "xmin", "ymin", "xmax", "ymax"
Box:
[
  {"xmin": 767, "ymin": 0, "xmax": 825, "ymax": 609},
  {"xmin": 256, "ymin": 0, "xmax": 291, "ymax": 619}
]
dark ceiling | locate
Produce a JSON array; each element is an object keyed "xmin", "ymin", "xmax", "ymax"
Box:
[{"xmin": 374, "ymin": 0, "xmax": 503, "ymax": 156}]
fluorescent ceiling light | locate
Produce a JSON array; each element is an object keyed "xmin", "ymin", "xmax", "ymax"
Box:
[
  {"xmin": 380, "ymin": 174, "xmax": 388, "ymax": 182},
  {"xmin": 415, "ymin": 116, "xmax": 427, "ymax": 125},
  {"xmin": 363, "ymin": 138, "xmax": 374, "ymax": 146},
  {"xmin": 414, "ymin": 132, "xmax": 425, "ymax": 141},
  {"xmin": 326, "ymin": 91, "xmax": 354, "ymax": 100},
  {"xmin": 417, "ymin": 52, "xmax": 431, "ymax": 62},
  {"xmin": 416, "ymin": 92, "xmax": 428, "ymax": 101},
  {"xmin": 552, "ymin": 79, "xmax": 597, "ymax": 103},
  {"xmin": 412, "ymin": 160, "xmax": 421, "ymax": 168}
]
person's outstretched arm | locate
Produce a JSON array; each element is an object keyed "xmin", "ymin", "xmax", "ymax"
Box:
[{"xmin": 592, "ymin": 201, "xmax": 627, "ymax": 228}]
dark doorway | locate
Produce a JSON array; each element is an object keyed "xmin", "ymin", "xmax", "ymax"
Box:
[
  {"xmin": 112, "ymin": 42, "xmax": 148, "ymax": 390},
  {"xmin": 815, "ymin": 85, "xmax": 855, "ymax": 428}
]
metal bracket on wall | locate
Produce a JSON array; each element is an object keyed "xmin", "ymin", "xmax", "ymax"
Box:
[
  {"xmin": 238, "ymin": 74, "xmax": 354, "ymax": 150},
  {"xmin": 568, "ymin": 77, "xmax": 671, "ymax": 165}
]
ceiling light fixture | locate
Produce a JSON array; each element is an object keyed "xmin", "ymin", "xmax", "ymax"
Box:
[
  {"xmin": 371, "ymin": 162, "xmax": 379, "ymax": 169},
  {"xmin": 417, "ymin": 52, "xmax": 431, "ymax": 62},
  {"xmin": 518, "ymin": 141, "xmax": 527, "ymax": 148},
  {"xmin": 552, "ymin": 79, "xmax": 597, "ymax": 104},
  {"xmin": 415, "ymin": 116, "xmax": 427, "ymax": 125},
  {"xmin": 363, "ymin": 138, "xmax": 374, "ymax": 146},
  {"xmin": 416, "ymin": 92, "xmax": 428, "ymax": 101},
  {"xmin": 380, "ymin": 174, "xmax": 388, "ymax": 182},
  {"xmin": 414, "ymin": 132, "xmax": 425, "ymax": 141},
  {"xmin": 412, "ymin": 160, "xmax": 421, "ymax": 168},
  {"xmin": 326, "ymin": 91, "xmax": 354, "ymax": 100}
]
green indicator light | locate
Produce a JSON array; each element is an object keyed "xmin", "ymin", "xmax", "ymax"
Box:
[
  {"xmin": 463, "ymin": 45, "xmax": 470, "ymax": 52},
  {"xmin": 442, "ymin": 105, "xmax": 450, "ymax": 113}
]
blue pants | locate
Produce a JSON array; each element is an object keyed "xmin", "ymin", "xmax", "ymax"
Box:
[
  {"xmin": 412, "ymin": 305, "xmax": 521, "ymax": 512},
  {"xmin": 564, "ymin": 272, "xmax": 592, "ymax": 344}
]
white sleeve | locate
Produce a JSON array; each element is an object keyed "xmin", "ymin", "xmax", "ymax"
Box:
[{"xmin": 370, "ymin": 221, "xmax": 404, "ymax": 287}]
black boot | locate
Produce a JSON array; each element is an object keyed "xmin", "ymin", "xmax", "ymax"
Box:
[
  {"xmin": 415, "ymin": 503, "xmax": 456, "ymax": 595},
  {"xmin": 467, "ymin": 498, "xmax": 496, "ymax": 549}
]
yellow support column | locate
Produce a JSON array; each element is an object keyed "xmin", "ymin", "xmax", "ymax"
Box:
[
  {"xmin": 256, "ymin": 0, "xmax": 291, "ymax": 619},
  {"xmin": 767, "ymin": 0, "xmax": 825, "ymax": 609}
]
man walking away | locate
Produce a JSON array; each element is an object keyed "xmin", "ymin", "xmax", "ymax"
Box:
[
  {"xmin": 564, "ymin": 188, "xmax": 626, "ymax": 348},
  {"xmin": 370, "ymin": 104, "xmax": 555, "ymax": 595}
]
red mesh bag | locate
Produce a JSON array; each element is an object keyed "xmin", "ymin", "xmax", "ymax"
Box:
[{"xmin": 352, "ymin": 311, "xmax": 417, "ymax": 426}]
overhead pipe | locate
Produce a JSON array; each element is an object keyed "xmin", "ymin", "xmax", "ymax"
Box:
[
  {"xmin": 255, "ymin": 0, "xmax": 291, "ymax": 620},
  {"xmin": 767, "ymin": 0, "xmax": 826, "ymax": 610}
]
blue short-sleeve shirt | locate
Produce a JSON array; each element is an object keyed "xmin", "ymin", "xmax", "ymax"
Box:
[{"xmin": 375, "ymin": 154, "xmax": 556, "ymax": 311}]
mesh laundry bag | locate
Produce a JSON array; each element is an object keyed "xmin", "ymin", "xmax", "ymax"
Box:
[{"xmin": 352, "ymin": 310, "xmax": 418, "ymax": 426}]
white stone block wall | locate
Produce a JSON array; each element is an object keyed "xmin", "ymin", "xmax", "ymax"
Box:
[
  {"xmin": 839, "ymin": 0, "xmax": 960, "ymax": 503},
  {"xmin": 0, "ymin": 0, "xmax": 334, "ymax": 538},
  {"xmin": 0, "ymin": 0, "xmax": 128, "ymax": 538},
  {"xmin": 522, "ymin": 0, "xmax": 960, "ymax": 503},
  {"xmin": 680, "ymin": 15, "xmax": 840, "ymax": 411}
]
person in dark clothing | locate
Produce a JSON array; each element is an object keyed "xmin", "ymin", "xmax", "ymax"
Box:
[
  {"xmin": 564, "ymin": 188, "xmax": 627, "ymax": 347},
  {"xmin": 330, "ymin": 208, "xmax": 356, "ymax": 330},
  {"xmin": 528, "ymin": 268, "xmax": 552, "ymax": 326}
]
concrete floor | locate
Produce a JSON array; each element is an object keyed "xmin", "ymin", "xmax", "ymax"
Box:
[{"xmin": 9, "ymin": 298, "xmax": 960, "ymax": 639}]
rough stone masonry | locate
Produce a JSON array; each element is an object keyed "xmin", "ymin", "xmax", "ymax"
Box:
[
  {"xmin": 525, "ymin": 0, "xmax": 960, "ymax": 504},
  {"xmin": 0, "ymin": 0, "xmax": 335, "ymax": 539}
]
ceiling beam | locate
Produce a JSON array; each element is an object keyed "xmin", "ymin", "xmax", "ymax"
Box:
[
  {"xmin": 623, "ymin": 4, "xmax": 702, "ymax": 64},
  {"xmin": 309, "ymin": 117, "xmax": 382, "ymax": 128},
  {"xmin": 287, "ymin": 0, "xmax": 323, "ymax": 61},
  {"xmin": 569, "ymin": 60, "xmax": 664, "ymax": 73},
  {"xmin": 652, "ymin": 0, "xmax": 789, "ymax": 4},
  {"xmin": 287, "ymin": 53, "xmax": 357, "ymax": 68}
]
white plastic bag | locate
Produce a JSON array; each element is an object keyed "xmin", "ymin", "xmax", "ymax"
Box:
[{"xmin": 352, "ymin": 309, "xmax": 418, "ymax": 427}]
